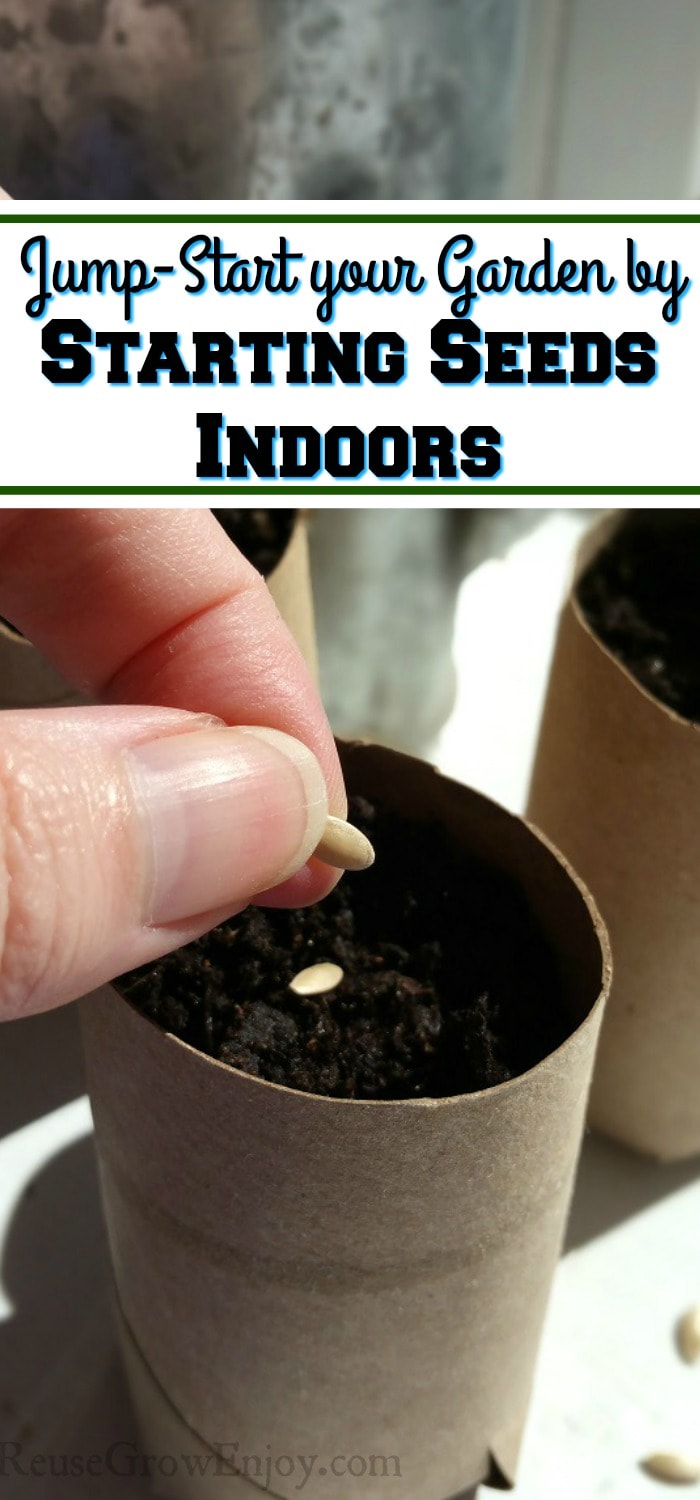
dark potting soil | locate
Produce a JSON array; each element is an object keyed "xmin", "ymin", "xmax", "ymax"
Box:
[
  {"xmin": 578, "ymin": 510, "xmax": 700, "ymax": 722},
  {"xmin": 118, "ymin": 797, "xmax": 569, "ymax": 1100},
  {"xmin": 212, "ymin": 509, "xmax": 296, "ymax": 577}
]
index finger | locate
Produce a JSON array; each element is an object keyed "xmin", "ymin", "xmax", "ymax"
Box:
[{"xmin": 0, "ymin": 507, "xmax": 345, "ymax": 895}]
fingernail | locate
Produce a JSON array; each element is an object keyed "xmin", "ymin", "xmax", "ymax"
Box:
[{"xmin": 126, "ymin": 726, "xmax": 329, "ymax": 925}]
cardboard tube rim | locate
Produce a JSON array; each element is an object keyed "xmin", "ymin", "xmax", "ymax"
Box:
[
  {"xmin": 113, "ymin": 742, "xmax": 611, "ymax": 1113},
  {"xmin": 569, "ymin": 509, "xmax": 700, "ymax": 736}
]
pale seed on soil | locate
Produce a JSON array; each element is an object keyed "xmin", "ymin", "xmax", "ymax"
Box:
[{"xmin": 289, "ymin": 962, "xmax": 345, "ymax": 997}]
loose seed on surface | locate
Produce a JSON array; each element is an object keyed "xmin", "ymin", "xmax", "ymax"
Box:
[
  {"xmin": 289, "ymin": 962, "xmax": 345, "ymax": 997},
  {"xmin": 677, "ymin": 1306, "xmax": 700, "ymax": 1365},
  {"xmin": 314, "ymin": 816, "xmax": 375, "ymax": 872},
  {"xmin": 641, "ymin": 1452, "xmax": 700, "ymax": 1485}
]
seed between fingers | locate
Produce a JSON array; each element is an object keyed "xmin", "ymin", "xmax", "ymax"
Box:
[{"xmin": 314, "ymin": 816, "xmax": 375, "ymax": 872}]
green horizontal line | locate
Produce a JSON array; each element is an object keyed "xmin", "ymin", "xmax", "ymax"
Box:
[
  {"xmin": 1, "ymin": 487, "xmax": 698, "ymax": 497},
  {"xmin": 2, "ymin": 214, "xmax": 699, "ymax": 225}
]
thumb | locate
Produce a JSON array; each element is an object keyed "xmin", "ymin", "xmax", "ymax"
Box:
[{"xmin": 0, "ymin": 706, "xmax": 329, "ymax": 1020}]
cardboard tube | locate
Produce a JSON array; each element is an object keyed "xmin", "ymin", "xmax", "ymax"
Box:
[
  {"xmin": 265, "ymin": 513, "xmax": 318, "ymax": 682},
  {"xmin": 528, "ymin": 514, "xmax": 700, "ymax": 1161},
  {"xmin": 117, "ymin": 1304, "xmax": 477, "ymax": 1500},
  {"xmin": 80, "ymin": 743, "xmax": 608, "ymax": 1500}
]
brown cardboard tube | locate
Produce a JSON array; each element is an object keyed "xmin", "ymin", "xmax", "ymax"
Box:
[
  {"xmin": 528, "ymin": 514, "xmax": 700, "ymax": 1161},
  {"xmin": 116, "ymin": 1305, "xmax": 288, "ymax": 1500},
  {"xmin": 117, "ymin": 1303, "xmax": 480, "ymax": 1500},
  {"xmin": 265, "ymin": 512, "xmax": 318, "ymax": 681},
  {"xmin": 80, "ymin": 742, "xmax": 609, "ymax": 1499}
]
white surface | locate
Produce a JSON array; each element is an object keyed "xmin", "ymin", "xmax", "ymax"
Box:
[
  {"xmin": 1, "ymin": 510, "xmax": 699, "ymax": 1498},
  {"xmin": 433, "ymin": 509, "xmax": 588, "ymax": 812},
  {"xmin": 511, "ymin": 0, "xmax": 700, "ymax": 199}
]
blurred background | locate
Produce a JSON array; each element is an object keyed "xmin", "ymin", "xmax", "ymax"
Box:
[
  {"xmin": 311, "ymin": 507, "xmax": 563, "ymax": 761},
  {"xmin": 1, "ymin": 0, "xmax": 699, "ymax": 199}
]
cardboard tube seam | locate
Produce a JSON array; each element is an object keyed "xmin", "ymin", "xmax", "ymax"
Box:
[{"xmin": 118, "ymin": 1297, "xmax": 292, "ymax": 1500}]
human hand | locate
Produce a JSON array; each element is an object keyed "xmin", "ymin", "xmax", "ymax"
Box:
[{"xmin": 0, "ymin": 508, "xmax": 346, "ymax": 1019}]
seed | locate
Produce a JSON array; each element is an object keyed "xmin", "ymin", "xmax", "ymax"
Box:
[
  {"xmin": 314, "ymin": 816, "xmax": 375, "ymax": 872},
  {"xmin": 641, "ymin": 1452, "xmax": 700, "ymax": 1484},
  {"xmin": 289, "ymin": 962, "xmax": 344, "ymax": 997},
  {"xmin": 677, "ymin": 1306, "xmax": 700, "ymax": 1365}
]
